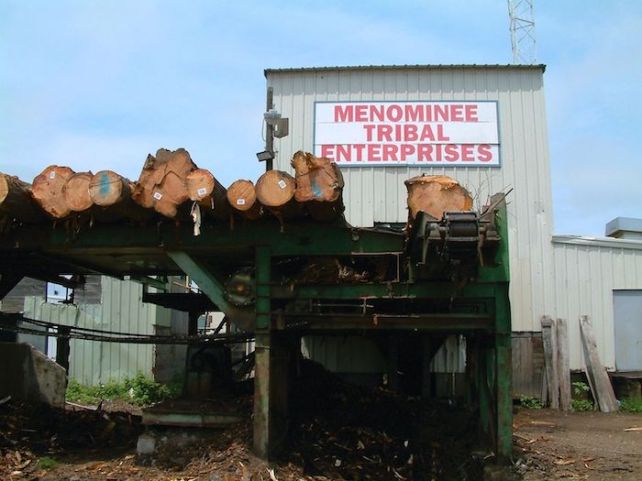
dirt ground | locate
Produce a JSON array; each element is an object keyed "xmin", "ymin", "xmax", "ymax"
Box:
[
  {"xmin": 514, "ymin": 408, "xmax": 642, "ymax": 481},
  {"xmin": 2, "ymin": 376, "xmax": 642, "ymax": 481}
]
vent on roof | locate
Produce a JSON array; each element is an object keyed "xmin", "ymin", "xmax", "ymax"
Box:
[{"xmin": 605, "ymin": 217, "xmax": 642, "ymax": 241}]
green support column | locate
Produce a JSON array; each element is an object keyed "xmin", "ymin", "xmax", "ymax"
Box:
[
  {"xmin": 254, "ymin": 331, "xmax": 272, "ymax": 458},
  {"xmin": 494, "ymin": 283, "xmax": 513, "ymax": 463},
  {"xmin": 255, "ymin": 246, "xmax": 271, "ymax": 331},
  {"xmin": 475, "ymin": 336, "xmax": 493, "ymax": 444},
  {"xmin": 167, "ymin": 252, "xmax": 233, "ymax": 314},
  {"xmin": 253, "ymin": 245, "xmax": 290, "ymax": 460},
  {"xmin": 254, "ymin": 245, "xmax": 272, "ymax": 458}
]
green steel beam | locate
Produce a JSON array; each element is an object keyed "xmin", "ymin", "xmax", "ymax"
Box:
[
  {"xmin": 282, "ymin": 313, "xmax": 493, "ymax": 332},
  {"xmin": 1, "ymin": 222, "xmax": 404, "ymax": 259},
  {"xmin": 477, "ymin": 203, "xmax": 510, "ymax": 283},
  {"xmin": 494, "ymin": 283, "xmax": 512, "ymax": 462},
  {"xmin": 271, "ymin": 281, "xmax": 497, "ymax": 300},
  {"xmin": 128, "ymin": 275, "xmax": 167, "ymax": 291},
  {"xmin": 167, "ymin": 252, "xmax": 234, "ymax": 317}
]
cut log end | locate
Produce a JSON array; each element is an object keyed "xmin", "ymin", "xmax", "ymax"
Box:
[
  {"xmin": 89, "ymin": 170, "xmax": 128, "ymax": 207},
  {"xmin": 31, "ymin": 165, "xmax": 76, "ymax": 218},
  {"xmin": 255, "ymin": 170, "xmax": 296, "ymax": 208},
  {"xmin": 291, "ymin": 151, "xmax": 344, "ymax": 203},
  {"xmin": 186, "ymin": 168, "xmax": 216, "ymax": 202},
  {"xmin": 63, "ymin": 172, "xmax": 93, "ymax": 212},
  {"xmin": 133, "ymin": 148, "xmax": 198, "ymax": 219},
  {"xmin": 405, "ymin": 174, "xmax": 473, "ymax": 221},
  {"xmin": 227, "ymin": 179, "xmax": 261, "ymax": 219},
  {"xmin": 227, "ymin": 180, "xmax": 256, "ymax": 212}
]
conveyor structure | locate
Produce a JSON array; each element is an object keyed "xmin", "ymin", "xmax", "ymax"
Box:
[{"xmin": 0, "ymin": 200, "xmax": 512, "ymax": 462}]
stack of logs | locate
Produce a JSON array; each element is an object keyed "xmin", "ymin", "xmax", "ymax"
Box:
[{"xmin": 0, "ymin": 147, "xmax": 474, "ymax": 230}]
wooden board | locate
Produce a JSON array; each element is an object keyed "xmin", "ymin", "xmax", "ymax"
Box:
[
  {"xmin": 541, "ymin": 316, "xmax": 559, "ymax": 409},
  {"xmin": 511, "ymin": 332, "xmax": 546, "ymax": 400},
  {"xmin": 579, "ymin": 315, "xmax": 618, "ymax": 413},
  {"xmin": 556, "ymin": 318, "xmax": 571, "ymax": 411}
]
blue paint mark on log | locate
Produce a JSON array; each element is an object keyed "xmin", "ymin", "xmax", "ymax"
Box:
[
  {"xmin": 312, "ymin": 180, "xmax": 322, "ymax": 198},
  {"xmin": 99, "ymin": 172, "xmax": 110, "ymax": 196}
]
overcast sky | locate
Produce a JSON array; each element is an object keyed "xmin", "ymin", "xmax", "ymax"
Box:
[{"xmin": 1, "ymin": 0, "xmax": 640, "ymax": 235}]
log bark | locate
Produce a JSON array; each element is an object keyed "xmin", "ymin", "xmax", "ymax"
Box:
[
  {"xmin": 255, "ymin": 170, "xmax": 301, "ymax": 219},
  {"xmin": 405, "ymin": 175, "xmax": 473, "ymax": 222},
  {"xmin": 63, "ymin": 172, "xmax": 93, "ymax": 213},
  {"xmin": 88, "ymin": 170, "xmax": 150, "ymax": 222},
  {"xmin": 291, "ymin": 151, "xmax": 345, "ymax": 221},
  {"xmin": 0, "ymin": 174, "xmax": 44, "ymax": 223},
  {"xmin": 226, "ymin": 179, "xmax": 262, "ymax": 220},
  {"xmin": 186, "ymin": 168, "xmax": 229, "ymax": 219},
  {"xmin": 31, "ymin": 165, "xmax": 76, "ymax": 218},
  {"xmin": 132, "ymin": 148, "xmax": 197, "ymax": 218}
]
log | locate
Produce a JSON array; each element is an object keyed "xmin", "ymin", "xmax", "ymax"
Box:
[
  {"xmin": 541, "ymin": 316, "xmax": 559, "ymax": 409},
  {"xmin": 0, "ymin": 174, "xmax": 45, "ymax": 223},
  {"xmin": 31, "ymin": 165, "xmax": 76, "ymax": 218},
  {"xmin": 89, "ymin": 170, "xmax": 132, "ymax": 207},
  {"xmin": 63, "ymin": 172, "xmax": 93, "ymax": 213},
  {"xmin": 579, "ymin": 315, "xmax": 618, "ymax": 412},
  {"xmin": 226, "ymin": 179, "xmax": 262, "ymax": 220},
  {"xmin": 556, "ymin": 318, "xmax": 571, "ymax": 411},
  {"xmin": 132, "ymin": 148, "xmax": 197, "ymax": 218},
  {"xmin": 291, "ymin": 151, "xmax": 344, "ymax": 221},
  {"xmin": 185, "ymin": 168, "xmax": 229, "ymax": 219},
  {"xmin": 151, "ymin": 171, "xmax": 191, "ymax": 218},
  {"xmin": 255, "ymin": 170, "xmax": 301, "ymax": 219},
  {"xmin": 405, "ymin": 175, "xmax": 473, "ymax": 221},
  {"xmin": 88, "ymin": 170, "xmax": 150, "ymax": 222}
]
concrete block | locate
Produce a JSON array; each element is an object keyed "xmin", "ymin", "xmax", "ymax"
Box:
[{"xmin": 0, "ymin": 342, "xmax": 66, "ymax": 407}]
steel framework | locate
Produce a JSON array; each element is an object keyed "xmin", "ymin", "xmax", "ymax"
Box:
[
  {"xmin": 0, "ymin": 205, "xmax": 513, "ymax": 462},
  {"xmin": 508, "ymin": 0, "xmax": 537, "ymax": 64}
]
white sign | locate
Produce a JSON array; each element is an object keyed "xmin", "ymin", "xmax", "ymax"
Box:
[{"xmin": 314, "ymin": 101, "xmax": 500, "ymax": 167}]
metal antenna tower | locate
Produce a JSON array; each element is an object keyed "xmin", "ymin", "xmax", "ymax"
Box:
[{"xmin": 507, "ymin": 0, "xmax": 537, "ymax": 64}]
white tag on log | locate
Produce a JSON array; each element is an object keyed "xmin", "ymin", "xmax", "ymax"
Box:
[
  {"xmin": 277, "ymin": 179, "xmax": 287, "ymax": 189},
  {"xmin": 197, "ymin": 187, "xmax": 207, "ymax": 197},
  {"xmin": 236, "ymin": 198, "xmax": 246, "ymax": 206},
  {"xmin": 153, "ymin": 192, "xmax": 163, "ymax": 200},
  {"xmin": 49, "ymin": 171, "xmax": 56, "ymax": 179}
]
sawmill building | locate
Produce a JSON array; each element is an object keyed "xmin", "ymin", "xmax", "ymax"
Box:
[{"xmin": 265, "ymin": 64, "xmax": 642, "ymax": 396}]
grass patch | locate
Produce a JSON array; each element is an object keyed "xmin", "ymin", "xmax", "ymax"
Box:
[
  {"xmin": 620, "ymin": 397, "xmax": 642, "ymax": 413},
  {"xmin": 66, "ymin": 372, "xmax": 181, "ymax": 407},
  {"xmin": 38, "ymin": 456, "xmax": 59, "ymax": 470},
  {"xmin": 571, "ymin": 381, "xmax": 594, "ymax": 412},
  {"xmin": 519, "ymin": 395, "xmax": 543, "ymax": 409}
]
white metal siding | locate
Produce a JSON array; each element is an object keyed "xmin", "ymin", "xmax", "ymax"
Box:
[
  {"xmin": 551, "ymin": 241, "xmax": 642, "ymax": 370},
  {"xmin": 23, "ymin": 277, "xmax": 169, "ymax": 385},
  {"xmin": 267, "ymin": 67, "xmax": 554, "ymax": 333}
]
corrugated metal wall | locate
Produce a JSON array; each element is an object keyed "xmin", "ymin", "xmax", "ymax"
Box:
[
  {"xmin": 23, "ymin": 277, "xmax": 166, "ymax": 385},
  {"xmin": 551, "ymin": 239, "xmax": 642, "ymax": 370},
  {"xmin": 267, "ymin": 66, "xmax": 555, "ymax": 334}
]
